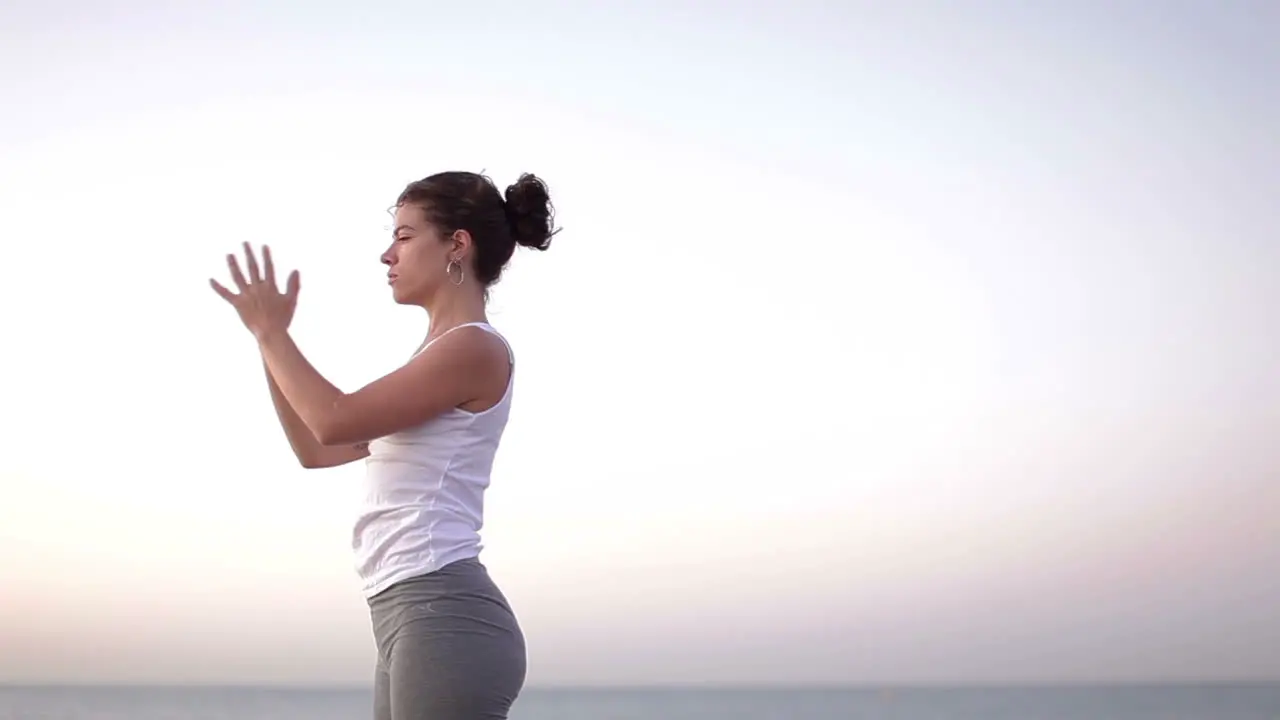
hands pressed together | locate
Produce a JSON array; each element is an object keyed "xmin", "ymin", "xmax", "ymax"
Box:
[{"xmin": 211, "ymin": 242, "xmax": 301, "ymax": 341}]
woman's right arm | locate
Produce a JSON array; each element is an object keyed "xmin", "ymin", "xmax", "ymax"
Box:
[{"xmin": 263, "ymin": 361, "xmax": 370, "ymax": 469}]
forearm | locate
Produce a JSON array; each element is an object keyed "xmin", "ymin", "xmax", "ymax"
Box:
[
  {"xmin": 263, "ymin": 359, "xmax": 369, "ymax": 468},
  {"xmin": 257, "ymin": 330, "xmax": 345, "ymax": 442},
  {"xmin": 263, "ymin": 361, "xmax": 324, "ymax": 462}
]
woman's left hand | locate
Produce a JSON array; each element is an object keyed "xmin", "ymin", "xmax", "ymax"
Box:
[{"xmin": 211, "ymin": 242, "xmax": 301, "ymax": 341}]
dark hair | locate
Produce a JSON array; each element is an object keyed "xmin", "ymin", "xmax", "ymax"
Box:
[{"xmin": 396, "ymin": 171, "xmax": 558, "ymax": 287}]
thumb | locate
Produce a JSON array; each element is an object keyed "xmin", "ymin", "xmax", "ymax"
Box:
[{"xmin": 286, "ymin": 269, "xmax": 301, "ymax": 300}]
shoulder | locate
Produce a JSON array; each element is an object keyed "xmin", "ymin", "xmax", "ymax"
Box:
[
  {"xmin": 316, "ymin": 324, "xmax": 511, "ymax": 444},
  {"xmin": 414, "ymin": 325, "xmax": 510, "ymax": 373}
]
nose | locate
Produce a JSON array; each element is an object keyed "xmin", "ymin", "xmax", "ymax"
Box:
[{"xmin": 381, "ymin": 244, "xmax": 395, "ymax": 267}]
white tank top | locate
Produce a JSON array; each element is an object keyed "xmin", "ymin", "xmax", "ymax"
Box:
[{"xmin": 352, "ymin": 322, "xmax": 514, "ymax": 598}]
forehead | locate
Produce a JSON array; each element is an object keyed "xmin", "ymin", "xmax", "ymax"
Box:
[{"xmin": 393, "ymin": 203, "xmax": 429, "ymax": 227}]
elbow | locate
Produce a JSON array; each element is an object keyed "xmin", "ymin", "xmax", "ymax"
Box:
[
  {"xmin": 310, "ymin": 397, "xmax": 370, "ymax": 447},
  {"xmin": 314, "ymin": 418, "xmax": 359, "ymax": 447},
  {"xmin": 314, "ymin": 425, "xmax": 348, "ymax": 447},
  {"xmin": 310, "ymin": 403, "xmax": 350, "ymax": 447}
]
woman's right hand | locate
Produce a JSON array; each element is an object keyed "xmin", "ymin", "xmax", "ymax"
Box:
[{"xmin": 210, "ymin": 243, "xmax": 302, "ymax": 341}]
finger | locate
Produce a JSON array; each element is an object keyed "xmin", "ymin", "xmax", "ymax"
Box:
[
  {"xmin": 285, "ymin": 269, "xmax": 301, "ymax": 301},
  {"xmin": 209, "ymin": 278, "xmax": 237, "ymax": 303},
  {"xmin": 226, "ymin": 254, "xmax": 248, "ymax": 291},
  {"xmin": 243, "ymin": 242, "xmax": 261, "ymax": 284},
  {"xmin": 262, "ymin": 244, "xmax": 277, "ymax": 287}
]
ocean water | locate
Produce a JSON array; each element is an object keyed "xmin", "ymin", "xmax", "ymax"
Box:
[{"xmin": 1, "ymin": 684, "xmax": 1278, "ymax": 719}]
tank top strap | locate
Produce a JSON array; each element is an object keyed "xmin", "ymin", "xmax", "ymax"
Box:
[
  {"xmin": 470, "ymin": 323, "xmax": 514, "ymax": 364},
  {"xmin": 412, "ymin": 322, "xmax": 512, "ymax": 362}
]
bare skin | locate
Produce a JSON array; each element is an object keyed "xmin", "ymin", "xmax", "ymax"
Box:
[
  {"xmin": 211, "ymin": 202, "xmax": 511, "ymax": 464},
  {"xmin": 264, "ymin": 361, "xmax": 369, "ymax": 468}
]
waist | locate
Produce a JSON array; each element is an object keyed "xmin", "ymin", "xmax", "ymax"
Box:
[
  {"xmin": 367, "ymin": 557, "xmax": 495, "ymax": 606},
  {"xmin": 353, "ymin": 512, "xmax": 482, "ymax": 595}
]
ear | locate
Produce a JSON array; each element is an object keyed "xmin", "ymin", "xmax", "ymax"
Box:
[{"xmin": 449, "ymin": 229, "xmax": 474, "ymax": 261}]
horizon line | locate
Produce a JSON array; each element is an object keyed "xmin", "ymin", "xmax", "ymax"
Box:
[{"xmin": 5, "ymin": 679, "xmax": 1279, "ymax": 691}]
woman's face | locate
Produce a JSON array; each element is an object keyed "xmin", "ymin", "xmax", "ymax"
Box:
[{"xmin": 382, "ymin": 203, "xmax": 457, "ymax": 306}]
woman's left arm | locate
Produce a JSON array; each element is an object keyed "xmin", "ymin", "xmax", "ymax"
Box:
[
  {"xmin": 213, "ymin": 243, "xmax": 496, "ymax": 446},
  {"xmin": 257, "ymin": 328, "xmax": 494, "ymax": 446}
]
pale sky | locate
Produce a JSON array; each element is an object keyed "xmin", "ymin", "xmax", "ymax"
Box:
[{"xmin": 1, "ymin": 0, "xmax": 1278, "ymax": 688}]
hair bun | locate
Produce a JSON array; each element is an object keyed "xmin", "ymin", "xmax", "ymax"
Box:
[{"xmin": 503, "ymin": 173, "xmax": 558, "ymax": 251}]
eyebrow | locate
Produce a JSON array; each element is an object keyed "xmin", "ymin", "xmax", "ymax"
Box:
[{"xmin": 392, "ymin": 224, "xmax": 415, "ymax": 235}]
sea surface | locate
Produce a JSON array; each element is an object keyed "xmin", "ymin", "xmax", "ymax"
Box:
[{"xmin": 1, "ymin": 684, "xmax": 1278, "ymax": 719}]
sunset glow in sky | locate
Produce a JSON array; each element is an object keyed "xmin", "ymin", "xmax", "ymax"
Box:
[{"xmin": 1, "ymin": 0, "xmax": 1277, "ymax": 687}]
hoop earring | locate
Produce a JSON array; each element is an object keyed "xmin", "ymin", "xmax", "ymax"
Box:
[{"xmin": 446, "ymin": 258, "xmax": 465, "ymax": 286}]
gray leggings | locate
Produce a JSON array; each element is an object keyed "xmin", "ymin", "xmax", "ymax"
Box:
[{"xmin": 368, "ymin": 558, "xmax": 526, "ymax": 720}]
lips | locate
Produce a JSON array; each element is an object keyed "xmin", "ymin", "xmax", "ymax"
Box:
[{"xmin": 387, "ymin": 274, "xmax": 398, "ymax": 285}]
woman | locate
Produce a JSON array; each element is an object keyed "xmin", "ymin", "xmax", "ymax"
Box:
[{"xmin": 210, "ymin": 171, "xmax": 556, "ymax": 720}]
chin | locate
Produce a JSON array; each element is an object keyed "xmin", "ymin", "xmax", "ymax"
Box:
[{"xmin": 391, "ymin": 283, "xmax": 427, "ymax": 306}]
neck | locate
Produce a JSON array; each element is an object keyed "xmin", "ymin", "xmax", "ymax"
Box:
[{"xmin": 422, "ymin": 286, "xmax": 487, "ymax": 338}]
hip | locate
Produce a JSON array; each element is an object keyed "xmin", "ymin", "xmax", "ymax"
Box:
[{"xmin": 367, "ymin": 557, "xmax": 524, "ymax": 656}]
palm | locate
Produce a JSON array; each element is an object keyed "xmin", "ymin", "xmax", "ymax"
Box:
[{"xmin": 211, "ymin": 242, "xmax": 301, "ymax": 339}]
